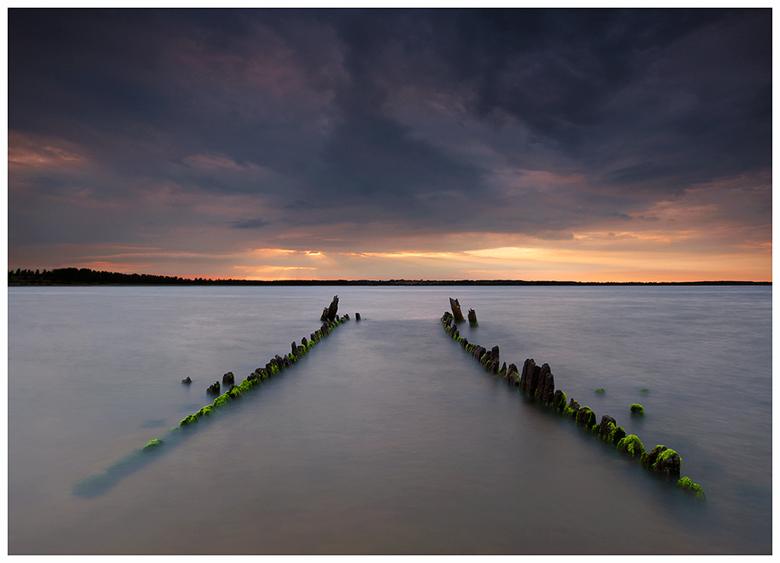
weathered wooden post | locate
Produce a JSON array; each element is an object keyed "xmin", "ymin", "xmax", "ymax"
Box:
[
  {"xmin": 449, "ymin": 298, "xmax": 465, "ymax": 322},
  {"xmin": 467, "ymin": 308, "xmax": 478, "ymax": 327},
  {"xmin": 321, "ymin": 295, "xmax": 339, "ymax": 321}
]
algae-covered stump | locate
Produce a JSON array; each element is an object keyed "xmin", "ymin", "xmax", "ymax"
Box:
[
  {"xmin": 142, "ymin": 438, "xmax": 164, "ymax": 452},
  {"xmin": 617, "ymin": 434, "xmax": 646, "ymax": 459},
  {"xmin": 443, "ymin": 301, "xmax": 705, "ymax": 500},
  {"xmin": 678, "ymin": 476, "xmax": 706, "ymax": 498},
  {"xmin": 642, "ymin": 445, "xmax": 681, "ymax": 480}
]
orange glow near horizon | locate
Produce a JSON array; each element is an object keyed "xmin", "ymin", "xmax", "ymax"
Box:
[
  {"xmin": 46, "ymin": 240, "xmax": 769, "ymax": 282},
  {"xmin": 13, "ymin": 222, "xmax": 771, "ymax": 283}
]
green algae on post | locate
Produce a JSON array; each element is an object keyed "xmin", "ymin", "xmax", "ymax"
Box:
[
  {"xmin": 142, "ymin": 438, "xmax": 164, "ymax": 452},
  {"xmin": 575, "ymin": 406, "xmax": 596, "ymax": 428},
  {"xmin": 563, "ymin": 398, "xmax": 580, "ymax": 418},
  {"xmin": 600, "ymin": 421, "xmax": 617, "ymax": 443},
  {"xmin": 180, "ymin": 414, "xmax": 198, "ymax": 427},
  {"xmin": 439, "ymin": 300, "xmax": 707, "ymax": 500},
  {"xmin": 82, "ymin": 297, "xmax": 354, "ymax": 501},
  {"xmin": 642, "ymin": 445, "xmax": 681, "ymax": 479},
  {"xmin": 552, "ymin": 389, "xmax": 567, "ymax": 412},
  {"xmin": 678, "ymin": 476, "xmax": 706, "ymax": 498},
  {"xmin": 213, "ymin": 393, "xmax": 230, "ymax": 408},
  {"xmin": 617, "ymin": 434, "xmax": 646, "ymax": 459}
]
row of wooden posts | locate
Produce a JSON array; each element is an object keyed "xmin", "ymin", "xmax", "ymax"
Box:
[
  {"xmin": 442, "ymin": 299, "xmax": 705, "ymax": 499},
  {"xmin": 141, "ymin": 294, "xmax": 703, "ymax": 499},
  {"xmin": 143, "ymin": 296, "xmax": 356, "ymax": 451}
]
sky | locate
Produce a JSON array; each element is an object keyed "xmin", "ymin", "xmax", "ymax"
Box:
[{"xmin": 7, "ymin": 8, "xmax": 772, "ymax": 281}]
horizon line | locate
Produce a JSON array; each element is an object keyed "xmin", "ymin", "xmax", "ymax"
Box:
[{"xmin": 7, "ymin": 267, "xmax": 772, "ymax": 286}]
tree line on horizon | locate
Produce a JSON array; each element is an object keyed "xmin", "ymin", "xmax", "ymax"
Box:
[
  {"xmin": 9, "ymin": 267, "xmax": 204, "ymax": 285},
  {"xmin": 7, "ymin": 267, "xmax": 769, "ymax": 286}
]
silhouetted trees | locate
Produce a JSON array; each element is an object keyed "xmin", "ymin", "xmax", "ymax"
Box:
[{"xmin": 7, "ymin": 267, "xmax": 769, "ymax": 286}]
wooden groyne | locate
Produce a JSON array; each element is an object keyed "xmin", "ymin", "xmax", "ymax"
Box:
[
  {"xmin": 170, "ymin": 296, "xmax": 353, "ymax": 433},
  {"xmin": 76, "ymin": 297, "xmax": 358, "ymax": 498},
  {"xmin": 441, "ymin": 303, "xmax": 705, "ymax": 499},
  {"xmin": 142, "ymin": 296, "xmax": 353, "ymax": 445}
]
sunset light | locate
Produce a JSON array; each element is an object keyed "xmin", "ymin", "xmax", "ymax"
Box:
[{"xmin": 8, "ymin": 9, "xmax": 771, "ymax": 282}]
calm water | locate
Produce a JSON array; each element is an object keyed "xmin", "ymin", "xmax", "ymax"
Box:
[{"xmin": 8, "ymin": 285, "xmax": 772, "ymax": 554}]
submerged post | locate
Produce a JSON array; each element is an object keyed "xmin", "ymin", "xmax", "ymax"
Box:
[{"xmin": 467, "ymin": 308, "xmax": 478, "ymax": 327}]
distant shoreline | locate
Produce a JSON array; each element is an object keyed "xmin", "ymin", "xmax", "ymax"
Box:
[{"xmin": 7, "ymin": 268, "xmax": 771, "ymax": 287}]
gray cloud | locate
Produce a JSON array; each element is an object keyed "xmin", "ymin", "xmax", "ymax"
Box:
[
  {"xmin": 8, "ymin": 8, "xmax": 771, "ymax": 256},
  {"xmin": 230, "ymin": 218, "xmax": 268, "ymax": 229}
]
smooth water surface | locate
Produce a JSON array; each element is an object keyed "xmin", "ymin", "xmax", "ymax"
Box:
[{"xmin": 8, "ymin": 286, "xmax": 772, "ymax": 554}]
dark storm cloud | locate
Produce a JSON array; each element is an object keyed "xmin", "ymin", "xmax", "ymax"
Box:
[
  {"xmin": 8, "ymin": 8, "xmax": 772, "ymax": 251},
  {"xmin": 230, "ymin": 218, "xmax": 268, "ymax": 229}
]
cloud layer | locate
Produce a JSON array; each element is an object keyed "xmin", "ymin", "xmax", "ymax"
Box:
[{"xmin": 8, "ymin": 8, "xmax": 772, "ymax": 280}]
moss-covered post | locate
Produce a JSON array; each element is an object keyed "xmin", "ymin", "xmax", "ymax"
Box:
[
  {"xmin": 678, "ymin": 477, "xmax": 705, "ymax": 498},
  {"xmin": 642, "ymin": 445, "xmax": 681, "ymax": 479},
  {"xmin": 617, "ymin": 435, "xmax": 646, "ymax": 459}
]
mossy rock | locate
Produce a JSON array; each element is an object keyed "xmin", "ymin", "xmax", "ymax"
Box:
[
  {"xmin": 238, "ymin": 379, "xmax": 253, "ymax": 393},
  {"xmin": 630, "ymin": 403, "xmax": 645, "ymax": 416},
  {"xmin": 576, "ymin": 406, "xmax": 596, "ymax": 428},
  {"xmin": 197, "ymin": 405, "xmax": 214, "ymax": 418},
  {"xmin": 227, "ymin": 385, "xmax": 243, "ymax": 399},
  {"xmin": 595, "ymin": 388, "xmax": 605, "ymax": 394},
  {"xmin": 563, "ymin": 398, "xmax": 580, "ymax": 418},
  {"xmin": 655, "ymin": 447, "xmax": 681, "ymax": 477},
  {"xmin": 600, "ymin": 421, "xmax": 617, "ymax": 442},
  {"xmin": 642, "ymin": 445, "xmax": 681, "ymax": 479},
  {"xmin": 180, "ymin": 414, "xmax": 198, "ymax": 427},
  {"xmin": 600, "ymin": 421, "xmax": 626, "ymax": 445},
  {"xmin": 612, "ymin": 425, "xmax": 627, "ymax": 445},
  {"xmin": 142, "ymin": 438, "xmax": 164, "ymax": 452},
  {"xmin": 617, "ymin": 434, "xmax": 646, "ymax": 459},
  {"xmin": 213, "ymin": 393, "xmax": 231, "ymax": 408},
  {"xmin": 678, "ymin": 477, "xmax": 705, "ymax": 499},
  {"xmin": 640, "ymin": 388, "xmax": 649, "ymax": 393},
  {"xmin": 552, "ymin": 390, "xmax": 567, "ymax": 412}
]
